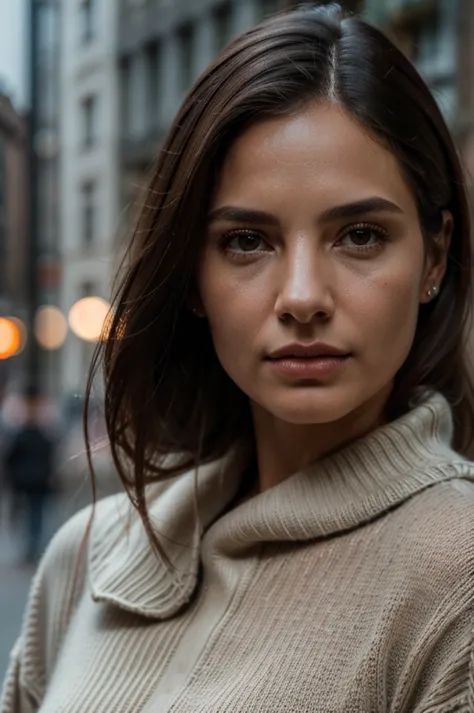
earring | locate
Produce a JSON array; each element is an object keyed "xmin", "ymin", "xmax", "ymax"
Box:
[
  {"xmin": 191, "ymin": 305, "xmax": 205, "ymax": 318},
  {"xmin": 427, "ymin": 286, "xmax": 439, "ymax": 299}
]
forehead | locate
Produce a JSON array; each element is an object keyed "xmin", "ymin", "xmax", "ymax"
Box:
[{"xmin": 214, "ymin": 100, "xmax": 417, "ymax": 217}]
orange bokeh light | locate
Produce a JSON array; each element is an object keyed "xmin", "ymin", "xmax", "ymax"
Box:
[
  {"xmin": 35, "ymin": 306, "xmax": 68, "ymax": 350},
  {"xmin": 68, "ymin": 297, "xmax": 111, "ymax": 342},
  {"xmin": 0, "ymin": 318, "xmax": 21, "ymax": 359}
]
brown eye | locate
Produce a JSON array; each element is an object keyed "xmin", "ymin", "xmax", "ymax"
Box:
[
  {"xmin": 350, "ymin": 228, "xmax": 377, "ymax": 245},
  {"xmin": 226, "ymin": 231, "xmax": 266, "ymax": 252},
  {"xmin": 346, "ymin": 228, "xmax": 377, "ymax": 246},
  {"xmin": 338, "ymin": 224, "xmax": 388, "ymax": 251},
  {"xmin": 237, "ymin": 234, "xmax": 261, "ymax": 251}
]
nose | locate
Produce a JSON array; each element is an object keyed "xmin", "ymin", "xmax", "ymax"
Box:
[{"xmin": 274, "ymin": 238, "xmax": 335, "ymax": 324}]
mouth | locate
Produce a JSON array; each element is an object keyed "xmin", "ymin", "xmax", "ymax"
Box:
[
  {"xmin": 265, "ymin": 343, "xmax": 352, "ymax": 379},
  {"xmin": 266, "ymin": 342, "xmax": 351, "ymax": 360}
]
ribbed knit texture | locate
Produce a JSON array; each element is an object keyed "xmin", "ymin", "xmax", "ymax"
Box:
[{"xmin": 1, "ymin": 391, "xmax": 474, "ymax": 712}]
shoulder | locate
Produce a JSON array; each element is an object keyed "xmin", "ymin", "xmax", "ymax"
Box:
[
  {"xmin": 39, "ymin": 492, "xmax": 121, "ymax": 572},
  {"xmin": 2, "ymin": 492, "xmax": 131, "ymax": 706},
  {"xmin": 39, "ymin": 471, "xmax": 192, "ymax": 607},
  {"xmin": 407, "ymin": 465, "xmax": 474, "ymax": 533},
  {"xmin": 387, "ymin": 472, "xmax": 474, "ymax": 710},
  {"xmin": 390, "ymin": 468, "xmax": 474, "ymax": 586},
  {"xmin": 24, "ymin": 497, "xmax": 97, "ymax": 610},
  {"xmin": 17, "ymin": 492, "xmax": 130, "ymax": 682},
  {"xmin": 419, "ymin": 465, "xmax": 474, "ymax": 531}
]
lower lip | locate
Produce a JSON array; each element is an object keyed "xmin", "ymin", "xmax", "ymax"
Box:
[{"xmin": 266, "ymin": 355, "xmax": 350, "ymax": 379}]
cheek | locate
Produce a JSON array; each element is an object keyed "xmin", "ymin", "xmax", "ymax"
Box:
[
  {"xmin": 355, "ymin": 265, "xmax": 422, "ymax": 366},
  {"xmin": 197, "ymin": 256, "xmax": 268, "ymax": 372}
]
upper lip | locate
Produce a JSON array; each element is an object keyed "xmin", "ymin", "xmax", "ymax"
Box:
[{"xmin": 267, "ymin": 342, "xmax": 351, "ymax": 359}]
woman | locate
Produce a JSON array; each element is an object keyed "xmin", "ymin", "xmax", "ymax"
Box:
[{"xmin": 2, "ymin": 3, "xmax": 474, "ymax": 712}]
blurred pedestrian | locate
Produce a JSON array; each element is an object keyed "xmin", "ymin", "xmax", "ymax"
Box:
[{"xmin": 2, "ymin": 385, "xmax": 57, "ymax": 564}]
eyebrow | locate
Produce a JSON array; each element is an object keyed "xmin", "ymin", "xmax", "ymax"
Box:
[{"xmin": 206, "ymin": 196, "xmax": 404, "ymax": 226}]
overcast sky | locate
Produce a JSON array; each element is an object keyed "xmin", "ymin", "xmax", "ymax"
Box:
[{"xmin": 0, "ymin": 0, "xmax": 27, "ymax": 110}]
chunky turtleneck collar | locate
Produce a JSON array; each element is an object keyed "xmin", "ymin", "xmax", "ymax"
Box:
[{"xmin": 88, "ymin": 391, "xmax": 473, "ymax": 619}]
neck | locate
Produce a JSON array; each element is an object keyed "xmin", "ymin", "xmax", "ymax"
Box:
[{"xmin": 251, "ymin": 385, "xmax": 391, "ymax": 492}]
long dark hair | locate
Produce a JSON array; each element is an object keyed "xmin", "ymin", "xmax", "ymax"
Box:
[{"xmin": 85, "ymin": 2, "xmax": 474, "ymax": 557}]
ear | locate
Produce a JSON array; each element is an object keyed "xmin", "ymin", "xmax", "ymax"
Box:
[{"xmin": 419, "ymin": 210, "xmax": 453, "ymax": 304}]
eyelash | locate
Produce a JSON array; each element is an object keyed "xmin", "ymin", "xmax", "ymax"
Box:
[
  {"xmin": 217, "ymin": 229, "xmax": 267, "ymax": 259},
  {"xmin": 337, "ymin": 222, "xmax": 389, "ymax": 251},
  {"xmin": 217, "ymin": 223, "xmax": 389, "ymax": 258}
]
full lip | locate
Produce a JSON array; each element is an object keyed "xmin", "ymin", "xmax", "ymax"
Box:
[{"xmin": 266, "ymin": 341, "xmax": 352, "ymax": 360}]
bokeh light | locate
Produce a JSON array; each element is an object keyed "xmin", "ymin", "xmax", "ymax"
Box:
[
  {"xmin": 68, "ymin": 297, "xmax": 111, "ymax": 342},
  {"xmin": 35, "ymin": 306, "xmax": 68, "ymax": 350},
  {"xmin": 0, "ymin": 318, "xmax": 21, "ymax": 359},
  {"xmin": 9, "ymin": 317, "xmax": 27, "ymax": 355}
]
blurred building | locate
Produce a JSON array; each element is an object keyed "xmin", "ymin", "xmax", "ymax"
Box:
[
  {"xmin": 366, "ymin": 0, "xmax": 460, "ymax": 126},
  {"xmin": 457, "ymin": 0, "xmax": 474, "ymax": 200},
  {"xmin": 28, "ymin": 0, "xmax": 62, "ymax": 397},
  {"xmin": 366, "ymin": 0, "xmax": 474, "ymax": 216},
  {"xmin": 0, "ymin": 93, "xmax": 28, "ymax": 319},
  {"xmin": 59, "ymin": 0, "xmax": 120, "ymax": 394},
  {"xmin": 0, "ymin": 91, "xmax": 28, "ymax": 398},
  {"xmin": 117, "ymin": 0, "xmax": 285, "ymax": 210}
]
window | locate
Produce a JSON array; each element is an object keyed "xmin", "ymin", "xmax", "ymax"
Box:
[
  {"xmin": 81, "ymin": 95, "xmax": 98, "ymax": 148},
  {"xmin": 213, "ymin": 3, "xmax": 232, "ymax": 53},
  {"xmin": 177, "ymin": 23, "xmax": 196, "ymax": 92},
  {"xmin": 80, "ymin": 0, "xmax": 97, "ymax": 44},
  {"xmin": 81, "ymin": 181, "xmax": 96, "ymax": 246},
  {"xmin": 385, "ymin": 2, "xmax": 454, "ymax": 122},
  {"xmin": 145, "ymin": 42, "xmax": 162, "ymax": 130}
]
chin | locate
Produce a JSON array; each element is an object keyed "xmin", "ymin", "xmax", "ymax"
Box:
[{"xmin": 257, "ymin": 387, "xmax": 364, "ymax": 425}]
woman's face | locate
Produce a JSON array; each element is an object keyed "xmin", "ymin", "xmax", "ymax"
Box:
[{"xmin": 198, "ymin": 101, "xmax": 450, "ymax": 425}]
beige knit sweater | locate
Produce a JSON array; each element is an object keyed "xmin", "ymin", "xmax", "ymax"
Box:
[{"xmin": 1, "ymin": 392, "xmax": 474, "ymax": 713}]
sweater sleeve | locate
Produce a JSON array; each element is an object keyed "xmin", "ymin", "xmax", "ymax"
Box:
[
  {"xmin": 0, "ymin": 639, "xmax": 37, "ymax": 713},
  {"xmin": 393, "ymin": 476, "xmax": 474, "ymax": 713},
  {"xmin": 397, "ymin": 570, "xmax": 474, "ymax": 713},
  {"xmin": 413, "ymin": 610, "xmax": 473, "ymax": 712},
  {"xmin": 0, "ymin": 506, "xmax": 93, "ymax": 713}
]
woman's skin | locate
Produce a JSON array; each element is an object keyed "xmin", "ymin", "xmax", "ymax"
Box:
[{"xmin": 198, "ymin": 101, "xmax": 452, "ymax": 492}]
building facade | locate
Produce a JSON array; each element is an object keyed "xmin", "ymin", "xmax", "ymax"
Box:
[
  {"xmin": 0, "ymin": 93, "xmax": 28, "ymax": 318},
  {"xmin": 456, "ymin": 0, "xmax": 474, "ymax": 207},
  {"xmin": 0, "ymin": 92, "xmax": 28, "ymax": 397},
  {"xmin": 117, "ymin": 0, "xmax": 287, "ymax": 212},
  {"xmin": 32, "ymin": 0, "xmax": 62, "ymax": 397},
  {"xmin": 59, "ymin": 0, "xmax": 120, "ymax": 394},
  {"xmin": 366, "ymin": 0, "xmax": 460, "ymax": 127},
  {"xmin": 365, "ymin": 0, "xmax": 474, "ymax": 237}
]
